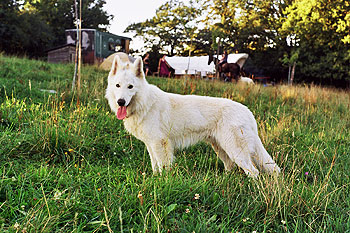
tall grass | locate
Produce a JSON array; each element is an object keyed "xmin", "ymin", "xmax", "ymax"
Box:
[{"xmin": 0, "ymin": 54, "xmax": 349, "ymax": 232}]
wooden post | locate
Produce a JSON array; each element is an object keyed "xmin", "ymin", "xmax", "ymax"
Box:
[
  {"xmin": 72, "ymin": 0, "xmax": 79, "ymax": 92},
  {"xmin": 76, "ymin": 0, "xmax": 82, "ymax": 106},
  {"xmin": 185, "ymin": 38, "xmax": 193, "ymax": 80}
]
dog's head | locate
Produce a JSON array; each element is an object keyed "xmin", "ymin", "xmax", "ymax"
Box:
[{"xmin": 106, "ymin": 54, "xmax": 145, "ymax": 120}]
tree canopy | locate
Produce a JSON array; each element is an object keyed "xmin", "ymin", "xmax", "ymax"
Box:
[
  {"xmin": 126, "ymin": 0, "xmax": 349, "ymax": 86},
  {"xmin": 126, "ymin": 0, "xmax": 205, "ymax": 56},
  {"xmin": 281, "ymin": 0, "xmax": 350, "ymax": 83},
  {"xmin": 1, "ymin": 0, "xmax": 349, "ymax": 85},
  {"xmin": 0, "ymin": 0, "xmax": 112, "ymax": 57}
]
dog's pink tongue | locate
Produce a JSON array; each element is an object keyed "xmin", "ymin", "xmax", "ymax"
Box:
[{"xmin": 117, "ymin": 106, "xmax": 127, "ymax": 120}]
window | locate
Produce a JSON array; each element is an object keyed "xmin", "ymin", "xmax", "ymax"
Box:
[{"xmin": 108, "ymin": 42, "xmax": 115, "ymax": 51}]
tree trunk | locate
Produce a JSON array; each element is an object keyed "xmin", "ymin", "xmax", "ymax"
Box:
[
  {"xmin": 290, "ymin": 62, "xmax": 296, "ymax": 85},
  {"xmin": 216, "ymin": 40, "xmax": 220, "ymax": 79},
  {"xmin": 287, "ymin": 65, "xmax": 291, "ymax": 85}
]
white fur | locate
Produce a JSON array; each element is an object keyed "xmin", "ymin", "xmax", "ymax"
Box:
[
  {"xmin": 105, "ymin": 53, "xmax": 280, "ymax": 178},
  {"xmin": 239, "ymin": 77, "xmax": 255, "ymax": 85}
]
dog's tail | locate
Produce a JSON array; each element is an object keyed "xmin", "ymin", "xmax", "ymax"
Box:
[{"xmin": 253, "ymin": 137, "xmax": 281, "ymax": 175}]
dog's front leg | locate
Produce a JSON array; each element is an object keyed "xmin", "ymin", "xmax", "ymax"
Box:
[
  {"xmin": 146, "ymin": 145, "xmax": 160, "ymax": 173},
  {"xmin": 147, "ymin": 139, "xmax": 174, "ymax": 173}
]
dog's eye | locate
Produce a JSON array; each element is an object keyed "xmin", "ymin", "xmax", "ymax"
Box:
[
  {"xmin": 128, "ymin": 85, "xmax": 133, "ymax": 89},
  {"xmin": 116, "ymin": 84, "xmax": 120, "ymax": 88}
]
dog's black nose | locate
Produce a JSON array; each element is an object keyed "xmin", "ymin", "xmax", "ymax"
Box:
[{"xmin": 117, "ymin": 99, "xmax": 126, "ymax": 106}]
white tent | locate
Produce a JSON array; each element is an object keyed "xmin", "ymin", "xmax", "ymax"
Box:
[
  {"xmin": 225, "ymin": 53, "xmax": 249, "ymax": 68},
  {"xmin": 165, "ymin": 53, "xmax": 248, "ymax": 77},
  {"xmin": 165, "ymin": 56, "xmax": 213, "ymax": 76}
]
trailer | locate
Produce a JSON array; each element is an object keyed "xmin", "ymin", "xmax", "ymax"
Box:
[{"xmin": 47, "ymin": 29, "xmax": 132, "ymax": 64}]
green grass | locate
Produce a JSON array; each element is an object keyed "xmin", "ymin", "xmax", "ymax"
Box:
[{"xmin": 0, "ymin": 54, "xmax": 349, "ymax": 232}]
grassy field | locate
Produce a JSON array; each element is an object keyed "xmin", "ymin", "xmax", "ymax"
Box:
[{"xmin": 0, "ymin": 54, "xmax": 349, "ymax": 232}]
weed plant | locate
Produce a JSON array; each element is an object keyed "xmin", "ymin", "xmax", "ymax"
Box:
[{"xmin": 0, "ymin": 54, "xmax": 349, "ymax": 232}]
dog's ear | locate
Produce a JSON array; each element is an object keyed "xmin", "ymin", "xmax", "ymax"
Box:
[
  {"xmin": 134, "ymin": 57, "xmax": 144, "ymax": 79},
  {"xmin": 110, "ymin": 54, "xmax": 122, "ymax": 76}
]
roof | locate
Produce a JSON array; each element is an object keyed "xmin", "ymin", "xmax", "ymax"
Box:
[
  {"xmin": 46, "ymin": 43, "xmax": 76, "ymax": 52},
  {"xmin": 165, "ymin": 56, "xmax": 214, "ymax": 75},
  {"xmin": 225, "ymin": 53, "xmax": 249, "ymax": 68},
  {"xmin": 65, "ymin": 29, "xmax": 132, "ymax": 40}
]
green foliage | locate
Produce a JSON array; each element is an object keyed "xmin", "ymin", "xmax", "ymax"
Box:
[
  {"xmin": 205, "ymin": 0, "xmax": 294, "ymax": 81},
  {"xmin": 129, "ymin": 0, "xmax": 349, "ymax": 85},
  {"xmin": 0, "ymin": 0, "xmax": 112, "ymax": 57},
  {"xmin": 280, "ymin": 0, "xmax": 350, "ymax": 83},
  {"xmin": 125, "ymin": 0, "xmax": 207, "ymax": 56},
  {"xmin": 33, "ymin": 0, "xmax": 112, "ymax": 46},
  {"xmin": 2, "ymin": 0, "xmax": 349, "ymax": 85},
  {"xmin": 0, "ymin": 0, "xmax": 53, "ymax": 56},
  {"xmin": 1, "ymin": 55, "xmax": 350, "ymax": 232},
  {"xmin": 207, "ymin": 0, "xmax": 350, "ymax": 83},
  {"xmin": 0, "ymin": 0, "xmax": 21, "ymax": 53}
]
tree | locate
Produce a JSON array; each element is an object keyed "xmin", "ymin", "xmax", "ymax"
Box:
[
  {"xmin": 204, "ymin": 0, "xmax": 238, "ymax": 52},
  {"xmin": 0, "ymin": 0, "xmax": 53, "ymax": 56},
  {"xmin": 281, "ymin": 0, "xmax": 350, "ymax": 84},
  {"xmin": 0, "ymin": 0, "xmax": 112, "ymax": 57},
  {"xmin": 0, "ymin": 0, "xmax": 23, "ymax": 54},
  {"xmin": 33, "ymin": 0, "xmax": 113, "ymax": 47},
  {"xmin": 204, "ymin": 0, "xmax": 293, "ymax": 80},
  {"xmin": 125, "ymin": 0, "xmax": 204, "ymax": 56},
  {"xmin": 17, "ymin": 12, "xmax": 54, "ymax": 57}
]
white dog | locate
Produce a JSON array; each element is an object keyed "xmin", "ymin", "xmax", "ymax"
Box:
[
  {"xmin": 105, "ymin": 53, "xmax": 280, "ymax": 178},
  {"xmin": 239, "ymin": 77, "xmax": 254, "ymax": 85}
]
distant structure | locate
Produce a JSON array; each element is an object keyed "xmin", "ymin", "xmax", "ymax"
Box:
[{"xmin": 47, "ymin": 29, "xmax": 132, "ymax": 64}]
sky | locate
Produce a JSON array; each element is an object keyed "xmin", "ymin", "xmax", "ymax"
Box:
[{"xmin": 103, "ymin": 0, "xmax": 168, "ymax": 51}]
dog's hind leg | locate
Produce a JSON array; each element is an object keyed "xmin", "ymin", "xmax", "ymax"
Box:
[
  {"xmin": 208, "ymin": 138, "xmax": 235, "ymax": 171},
  {"xmin": 253, "ymin": 137, "xmax": 280, "ymax": 175},
  {"xmin": 217, "ymin": 129, "xmax": 260, "ymax": 178}
]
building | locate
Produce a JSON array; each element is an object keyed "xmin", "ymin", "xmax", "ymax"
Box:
[
  {"xmin": 47, "ymin": 29, "xmax": 132, "ymax": 64},
  {"xmin": 47, "ymin": 44, "xmax": 76, "ymax": 64}
]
